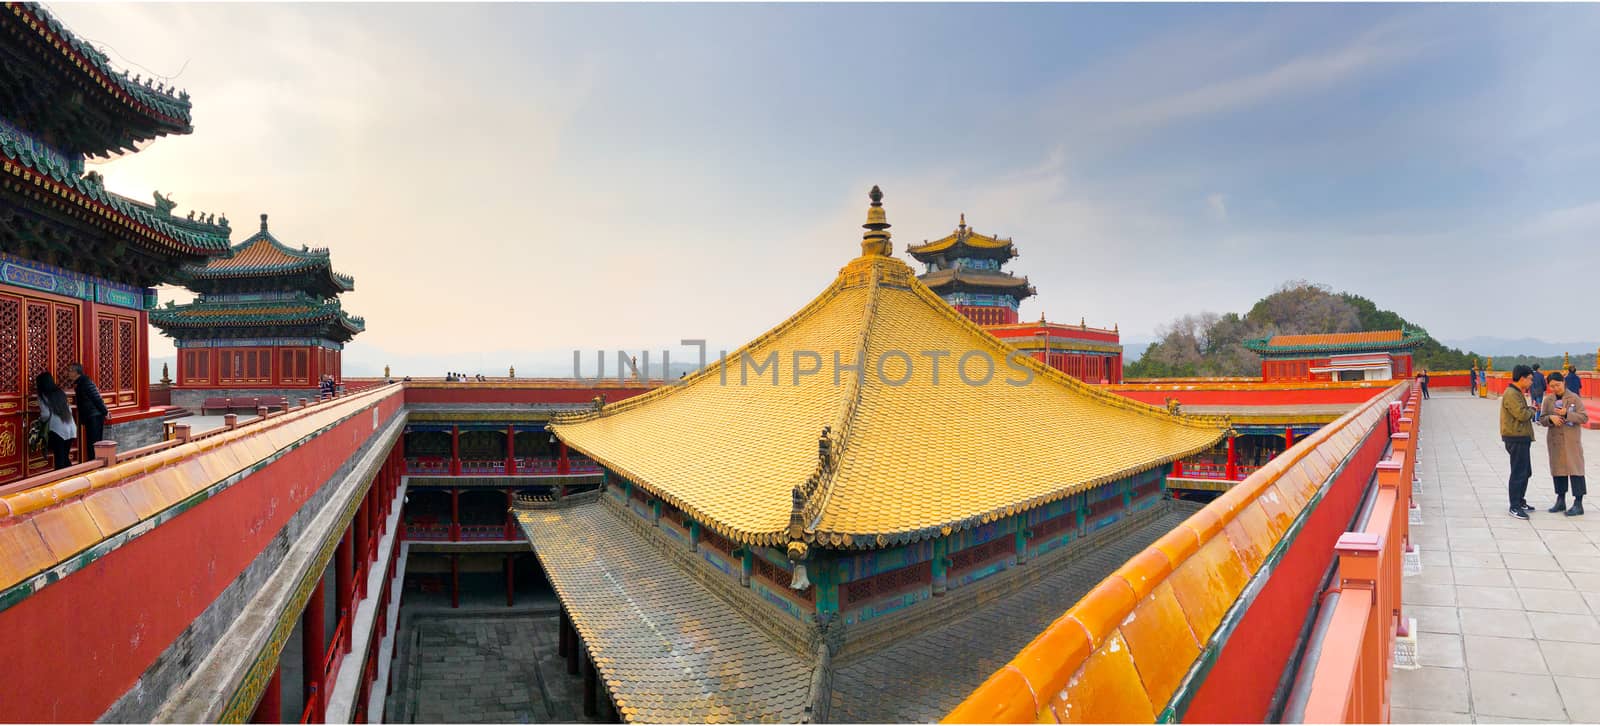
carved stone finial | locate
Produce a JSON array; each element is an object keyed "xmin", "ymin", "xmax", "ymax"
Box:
[
  {"xmin": 509, "ymin": 365, "xmax": 516, "ymax": 378},
  {"xmin": 160, "ymin": 362, "xmax": 171, "ymax": 385},
  {"xmin": 259, "ymin": 213, "xmax": 268, "ymax": 233},
  {"xmin": 383, "ymin": 364, "xmax": 391, "ymax": 378},
  {"xmin": 859, "ymin": 186, "xmax": 893, "ymax": 257}
]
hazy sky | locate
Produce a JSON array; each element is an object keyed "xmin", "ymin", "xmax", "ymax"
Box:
[{"xmin": 55, "ymin": 3, "xmax": 1600, "ymax": 376}]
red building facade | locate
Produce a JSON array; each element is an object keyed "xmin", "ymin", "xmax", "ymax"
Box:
[{"xmin": 1245, "ymin": 330, "xmax": 1425, "ymax": 383}]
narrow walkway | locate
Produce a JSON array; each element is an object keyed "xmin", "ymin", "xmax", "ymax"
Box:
[{"xmin": 1394, "ymin": 393, "xmax": 1600, "ymax": 723}]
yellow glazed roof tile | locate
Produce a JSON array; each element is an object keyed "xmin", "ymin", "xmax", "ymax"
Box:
[{"xmin": 552, "ymin": 188, "xmax": 1227, "ymax": 548}]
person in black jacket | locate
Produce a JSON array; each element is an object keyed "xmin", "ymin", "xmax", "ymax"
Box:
[{"xmin": 65, "ymin": 363, "xmax": 109, "ymax": 457}]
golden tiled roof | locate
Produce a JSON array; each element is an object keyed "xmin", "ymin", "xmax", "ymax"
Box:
[
  {"xmin": 551, "ymin": 188, "xmax": 1227, "ymax": 549},
  {"xmin": 1267, "ymin": 330, "xmax": 1404, "ymax": 347},
  {"xmin": 906, "ymin": 214, "xmax": 1016, "ymax": 255}
]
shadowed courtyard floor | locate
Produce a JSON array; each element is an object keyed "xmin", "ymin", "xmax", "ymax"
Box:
[{"xmin": 1393, "ymin": 393, "xmax": 1600, "ymax": 723}]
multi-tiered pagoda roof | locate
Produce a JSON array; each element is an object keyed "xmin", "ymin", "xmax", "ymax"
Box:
[
  {"xmin": 905, "ymin": 215, "xmax": 1036, "ymax": 316},
  {"xmin": 0, "ymin": 2, "xmax": 231, "ymax": 286},
  {"xmin": 151, "ymin": 215, "xmax": 364, "ymax": 343},
  {"xmin": 181, "ymin": 214, "xmax": 356, "ymax": 298}
]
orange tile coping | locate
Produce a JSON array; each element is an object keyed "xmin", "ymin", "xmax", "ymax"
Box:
[
  {"xmin": 0, "ymin": 385, "xmax": 403, "ymax": 593},
  {"xmin": 944, "ymin": 381, "xmax": 1408, "ymax": 724}
]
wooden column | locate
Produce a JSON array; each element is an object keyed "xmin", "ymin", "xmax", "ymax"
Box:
[
  {"xmin": 504, "ymin": 489, "xmax": 516, "ymax": 539},
  {"xmin": 250, "ymin": 664, "xmax": 282, "ymax": 724},
  {"xmin": 450, "ymin": 488, "xmax": 461, "ymax": 541},
  {"xmin": 558, "ymin": 441, "xmax": 570, "ymax": 475},
  {"xmin": 353, "ymin": 499, "xmax": 370, "ymax": 598},
  {"xmin": 450, "ymin": 554, "xmax": 460, "ymax": 609},
  {"xmin": 335, "ymin": 530, "xmax": 354, "ymax": 621},
  {"xmin": 302, "ymin": 574, "xmax": 327, "ymax": 721},
  {"xmin": 558, "ymin": 608, "xmax": 572, "ymax": 659},
  {"xmin": 505, "ymin": 426, "xmax": 517, "ymax": 475},
  {"xmin": 450, "ymin": 425, "xmax": 461, "ymax": 476},
  {"xmin": 1286, "ymin": 426, "xmax": 1296, "ymax": 448},
  {"xmin": 581, "ymin": 648, "xmax": 599, "ymax": 718},
  {"xmin": 505, "ymin": 554, "xmax": 515, "ymax": 607},
  {"xmin": 564, "ymin": 612, "xmax": 580, "ymax": 674},
  {"xmin": 1225, "ymin": 435, "xmax": 1238, "ymax": 481}
]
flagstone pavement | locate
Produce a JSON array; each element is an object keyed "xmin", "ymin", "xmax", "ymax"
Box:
[{"xmin": 1393, "ymin": 393, "xmax": 1600, "ymax": 724}]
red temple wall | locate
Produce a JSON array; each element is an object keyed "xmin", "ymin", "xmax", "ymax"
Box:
[
  {"xmin": 0, "ymin": 392, "xmax": 403, "ymax": 722},
  {"xmin": 1112, "ymin": 385, "xmax": 1387, "ymax": 407},
  {"xmin": 401, "ymin": 384, "xmax": 656, "ymax": 406},
  {"xmin": 1181, "ymin": 400, "xmax": 1391, "ymax": 722}
]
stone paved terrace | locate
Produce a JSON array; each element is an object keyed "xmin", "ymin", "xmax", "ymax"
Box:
[{"xmin": 1394, "ymin": 393, "xmax": 1600, "ymax": 723}]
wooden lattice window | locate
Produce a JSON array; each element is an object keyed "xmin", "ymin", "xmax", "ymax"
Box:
[
  {"xmin": 117, "ymin": 319, "xmax": 135, "ymax": 392},
  {"xmin": 53, "ymin": 306, "xmax": 77, "ymax": 376},
  {"xmin": 949, "ymin": 537, "xmax": 1015, "ymax": 574},
  {"xmin": 1031, "ymin": 512, "xmax": 1075, "ymax": 541},
  {"xmin": 25, "ymin": 302, "xmax": 49, "ymax": 386},
  {"xmin": 841, "ymin": 561, "xmax": 931, "ymax": 609},
  {"xmin": 97, "ymin": 318, "xmax": 116, "ymax": 395},
  {"xmin": 700, "ymin": 527, "xmax": 735, "ymax": 555},
  {"xmin": 0, "ymin": 295, "xmax": 19, "ymax": 398},
  {"xmin": 752, "ymin": 555, "xmax": 815, "ymax": 602}
]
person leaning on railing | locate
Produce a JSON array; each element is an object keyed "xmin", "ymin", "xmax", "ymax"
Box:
[{"xmin": 1502, "ymin": 365, "xmax": 1537, "ymax": 520}]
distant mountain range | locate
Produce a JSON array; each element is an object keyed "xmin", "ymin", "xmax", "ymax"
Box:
[{"xmin": 1440, "ymin": 337, "xmax": 1600, "ymax": 357}]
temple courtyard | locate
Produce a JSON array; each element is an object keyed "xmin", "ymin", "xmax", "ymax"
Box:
[{"xmin": 1395, "ymin": 393, "xmax": 1600, "ymax": 723}]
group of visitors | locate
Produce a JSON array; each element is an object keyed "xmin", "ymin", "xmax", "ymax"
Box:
[
  {"xmin": 444, "ymin": 371, "xmax": 486, "ymax": 382},
  {"xmin": 1502, "ymin": 365, "xmax": 1587, "ymax": 520},
  {"xmin": 319, "ymin": 374, "xmax": 338, "ymax": 398},
  {"xmin": 32, "ymin": 363, "xmax": 110, "ymax": 471}
]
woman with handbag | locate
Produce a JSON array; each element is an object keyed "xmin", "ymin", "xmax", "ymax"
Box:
[{"xmin": 35, "ymin": 372, "xmax": 77, "ymax": 470}]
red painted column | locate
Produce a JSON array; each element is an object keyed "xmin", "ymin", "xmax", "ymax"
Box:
[
  {"xmin": 1172, "ymin": 458, "xmax": 1184, "ymax": 477},
  {"xmin": 506, "ymin": 554, "xmax": 515, "ymax": 607},
  {"xmin": 558, "ymin": 441, "xmax": 570, "ymax": 475},
  {"xmin": 353, "ymin": 500, "xmax": 369, "ymax": 598},
  {"xmin": 1285, "ymin": 427, "xmax": 1296, "ymax": 449},
  {"xmin": 1225, "ymin": 435, "xmax": 1239, "ymax": 481},
  {"xmin": 450, "ymin": 425, "xmax": 461, "ymax": 476},
  {"xmin": 368, "ymin": 485, "xmax": 379, "ymax": 558},
  {"xmin": 450, "ymin": 488, "xmax": 461, "ymax": 541},
  {"xmin": 504, "ymin": 489, "xmax": 515, "ymax": 539},
  {"xmin": 335, "ymin": 529, "xmax": 353, "ymax": 626},
  {"xmin": 450, "ymin": 555, "xmax": 460, "ymax": 609},
  {"xmin": 250, "ymin": 665, "xmax": 282, "ymax": 723},
  {"xmin": 505, "ymin": 425, "xmax": 517, "ymax": 475},
  {"xmin": 302, "ymin": 574, "xmax": 327, "ymax": 721}
]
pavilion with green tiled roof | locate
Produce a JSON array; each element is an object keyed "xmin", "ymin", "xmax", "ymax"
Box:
[{"xmin": 152, "ymin": 214, "xmax": 364, "ymax": 400}]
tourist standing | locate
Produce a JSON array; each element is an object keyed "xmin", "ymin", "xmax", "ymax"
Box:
[
  {"xmin": 1470, "ymin": 366, "xmax": 1480, "ymax": 396},
  {"xmin": 35, "ymin": 373, "xmax": 77, "ymax": 470},
  {"xmin": 1419, "ymin": 369, "xmax": 1431, "ymax": 399},
  {"xmin": 1531, "ymin": 364, "xmax": 1547, "ymax": 421},
  {"xmin": 1569, "ymin": 364, "xmax": 1584, "ymax": 397},
  {"xmin": 1541, "ymin": 372, "xmax": 1587, "ymax": 516},
  {"xmin": 1502, "ymin": 365, "xmax": 1537, "ymax": 519},
  {"xmin": 64, "ymin": 362, "xmax": 108, "ymax": 458}
]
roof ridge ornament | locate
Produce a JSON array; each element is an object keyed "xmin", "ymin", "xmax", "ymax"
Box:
[
  {"xmin": 859, "ymin": 185, "xmax": 893, "ymax": 257},
  {"xmin": 259, "ymin": 213, "xmax": 268, "ymax": 233}
]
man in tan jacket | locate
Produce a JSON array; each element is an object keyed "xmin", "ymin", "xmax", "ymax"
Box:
[
  {"xmin": 1502, "ymin": 365, "xmax": 1536, "ymax": 520},
  {"xmin": 1540, "ymin": 371, "xmax": 1587, "ymax": 516}
]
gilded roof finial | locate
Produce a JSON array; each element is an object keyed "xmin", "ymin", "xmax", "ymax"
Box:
[
  {"xmin": 259, "ymin": 213, "xmax": 269, "ymax": 233},
  {"xmin": 860, "ymin": 185, "xmax": 893, "ymax": 257},
  {"xmin": 959, "ymin": 213, "xmax": 966, "ymax": 231}
]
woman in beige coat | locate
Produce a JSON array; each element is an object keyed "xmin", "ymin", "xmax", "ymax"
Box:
[{"xmin": 1540, "ymin": 372, "xmax": 1587, "ymax": 516}]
